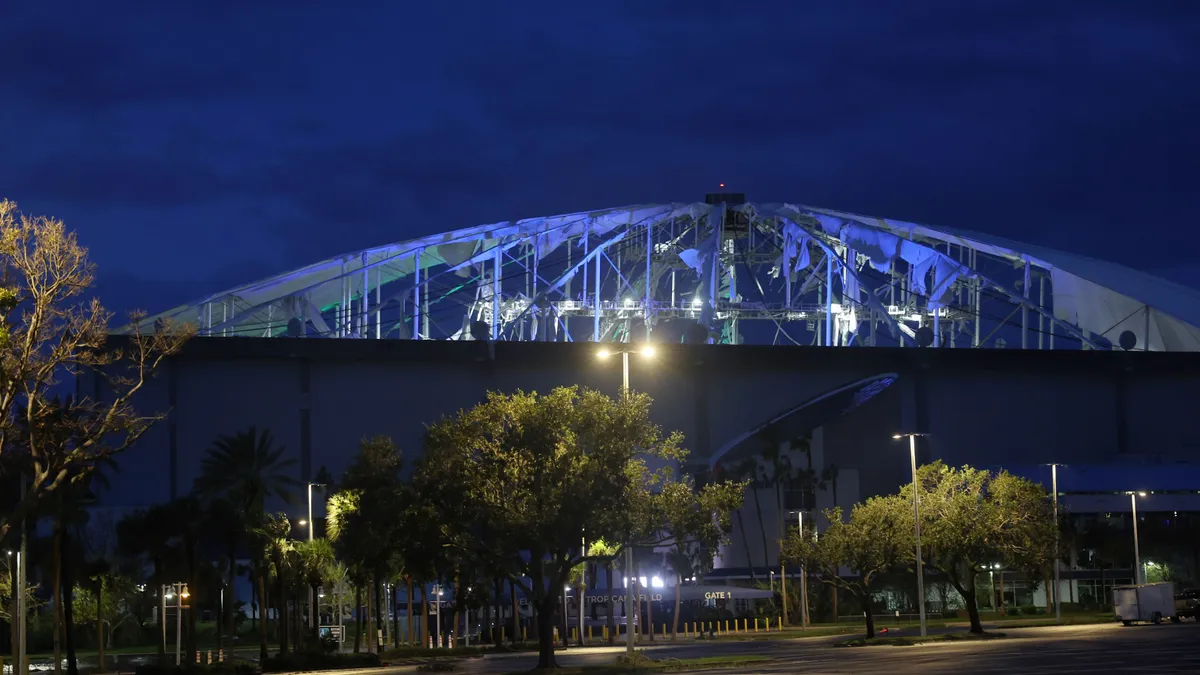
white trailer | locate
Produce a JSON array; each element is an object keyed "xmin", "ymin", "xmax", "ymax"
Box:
[{"xmin": 1113, "ymin": 583, "xmax": 1177, "ymax": 625}]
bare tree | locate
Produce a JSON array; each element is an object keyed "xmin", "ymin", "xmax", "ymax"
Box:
[{"xmin": 0, "ymin": 199, "xmax": 192, "ymax": 546}]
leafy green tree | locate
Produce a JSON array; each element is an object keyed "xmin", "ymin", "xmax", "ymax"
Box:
[
  {"xmin": 901, "ymin": 463, "xmax": 1057, "ymax": 634},
  {"xmin": 782, "ymin": 499, "xmax": 909, "ymax": 639},
  {"xmin": 326, "ymin": 437, "xmax": 412, "ymax": 653},
  {"xmin": 417, "ymin": 386, "xmax": 743, "ymax": 669},
  {"xmin": 657, "ymin": 478, "xmax": 744, "ymax": 639}
]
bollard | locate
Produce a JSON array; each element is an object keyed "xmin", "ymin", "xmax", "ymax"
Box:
[
  {"xmin": 501, "ymin": 628, "xmax": 506, "ymax": 643},
  {"xmin": 778, "ymin": 616, "xmax": 783, "ymax": 631},
  {"xmin": 754, "ymin": 617, "xmax": 759, "ymax": 632},
  {"xmin": 523, "ymin": 627, "xmax": 527, "ymax": 641}
]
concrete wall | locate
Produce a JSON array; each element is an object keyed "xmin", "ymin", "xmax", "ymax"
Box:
[{"xmin": 89, "ymin": 337, "xmax": 1200, "ymax": 570}]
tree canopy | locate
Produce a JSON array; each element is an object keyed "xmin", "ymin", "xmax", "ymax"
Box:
[
  {"xmin": 782, "ymin": 498, "xmax": 910, "ymax": 638},
  {"xmin": 898, "ymin": 462, "xmax": 1057, "ymax": 633},
  {"xmin": 414, "ymin": 386, "xmax": 744, "ymax": 669},
  {"xmin": 0, "ymin": 199, "xmax": 191, "ymax": 546}
]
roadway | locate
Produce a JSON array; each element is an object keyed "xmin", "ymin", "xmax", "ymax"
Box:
[{"xmin": 438, "ymin": 622, "xmax": 1200, "ymax": 674}]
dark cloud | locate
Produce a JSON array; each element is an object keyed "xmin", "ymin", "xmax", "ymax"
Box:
[
  {"xmin": 12, "ymin": 155, "xmax": 237, "ymax": 208},
  {"xmin": 2, "ymin": 0, "xmax": 1199, "ymax": 315}
]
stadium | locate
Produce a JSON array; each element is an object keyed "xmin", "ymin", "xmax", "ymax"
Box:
[{"xmin": 103, "ymin": 195, "xmax": 1200, "ymax": 607}]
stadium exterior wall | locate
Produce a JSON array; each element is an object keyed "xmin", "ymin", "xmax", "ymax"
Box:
[{"xmin": 85, "ymin": 338, "xmax": 1200, "ymax": 569}]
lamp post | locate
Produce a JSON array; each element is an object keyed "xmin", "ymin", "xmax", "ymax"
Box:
[
  {"xmin": 1126, "ymin": 491, "xmax": 1146, "ymax": 584},
  {"xmin": 162, "ymin": 583, "xmax": 189, "ymax": 665},
  {"xmin": 797, "ymin": 511, "xmax": 809, "ymax": 627},
  {"xmin": 306, "ymin": 483, "xmax": 325, "ymax": 634},
  {"xmin": 893, "ymin": 432, "xmax": 928, "ymax": 637},
  {"xmin": 1045, "ymin": 463, "xmax": 1065, "ymax": 623},
  {"xmin": 597, "ymin": 343, "xmax": 655, "ymax": 657}
]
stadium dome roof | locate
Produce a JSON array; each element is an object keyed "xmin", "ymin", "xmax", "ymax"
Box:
[{"xmin": 124, "ymin": 201, "xmax": 1200, "ymax": 352}]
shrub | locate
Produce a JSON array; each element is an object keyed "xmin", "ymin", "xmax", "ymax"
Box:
[{"xmin": 261, "ymin": 651, "xmax": 380, "ymax": 673}]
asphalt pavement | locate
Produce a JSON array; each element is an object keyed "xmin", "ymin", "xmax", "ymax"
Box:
[{"xmin": 415, "ymin": 622, "xmax": 1200, "ymax": 674}]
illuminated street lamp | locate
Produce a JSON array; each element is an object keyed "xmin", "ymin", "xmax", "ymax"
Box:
[
  {"xmin": 161, "ymin": 583, "xmax": 189, "ymax": 665},
  {"xmin": 1125, "ymin": 491, "xmax": 1147, "ymax": 584},
  {"xmin": 893, "ymin": 432, "xmax": 929, "ymax": 637},
  {"xmin": 305, "ymin": 482, "xmax": 326, "ymax": 631},
  {"xmin": 597, "ymin": 343, "xmax": 656, "ymax": 656}
]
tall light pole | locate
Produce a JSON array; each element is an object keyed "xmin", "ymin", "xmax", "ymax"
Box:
[
  {"xmin": 162, "ymin": 583, "xmax": 188, "ymax": 665},
  {"xmin": 794, "ymin": 511, "xmax": 809, "ymax": 627},
  {"xmin": 1126, "ymin": 491, "xmax": 1146, "ymax": 584},
  {"xmin": 893, "ymin": 432, "xmax": 928, "ymax": 637},
  {"xmin": 1045, "ymin": 463, "xmax": 1065, "ymax": 623},
  {"xmin": 306, "ymin": 483, "xmax": 325, "ymax": 633},
  {"xmin": 597, "ymin": 343, "xmax": 655, "ymax": 656}
]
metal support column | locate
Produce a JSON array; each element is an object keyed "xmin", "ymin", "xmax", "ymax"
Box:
[
  {"xmin": 1021, "ymin": 260, "xmax": 1031, "ymax": 349},
  {"xmin": 492, "ymin": 247, "xmax": 501, "ymax": 340},
  {"xmin": 375, "ymin": 268, "xmax": 381, "ymax": 339},
  {"xmin": 1038, "ymin": 276, "xmax": 1045, "ymax": 350},
  {"xmin": 645, "ymin": 222, "xmax": 653, "ymax": 340},
  {"xmin": 824, "ymin": 253, "xmax": 833, "ymax": 347},
  {"xmin": 593, "ymin": 249, "xmax": 602, "ymax": 342},
  {"xmin": 412, "ymin": 249, "xmax": 422, "ymax": 340},
  {"xmin": 973, "ymin": 265, "xmax": 982, "ymax": 347},
  {"xmin": 360, "ymin": 253, "xmax": 369, "ymax": 337}
]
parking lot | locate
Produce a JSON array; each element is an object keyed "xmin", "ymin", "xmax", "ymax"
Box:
[{"xmin": 451, "ymin": 622, "xmax": 1200, "ymax": 673}]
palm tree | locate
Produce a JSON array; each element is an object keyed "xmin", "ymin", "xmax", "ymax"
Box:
[
  {"xmin": 194, "ymin": 427, "xmax": 299, "ymax": 650},
  {"xmin": 295, "ymin": 539, "xmax": 335, "ymax": 645},
  {"xmin": 254, "ymin": 513, "xmax": 293, "ymax": 655}
]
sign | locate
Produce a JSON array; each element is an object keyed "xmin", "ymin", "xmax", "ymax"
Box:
[
  {"xmin": 585, "ymin": 593, "xmax": 663, "ymax": 604},
  {"xmin": 703, "ymin": 591, "xmax": 733, "ymax": 600},
  {"xmin": 319, "ymin": 625, "xmax": 344, "ymax": 643}
]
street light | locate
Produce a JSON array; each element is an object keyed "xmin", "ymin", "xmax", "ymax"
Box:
[
  {"xmin": 306, "ymin": 482, "xmax": 326, "ymax": 633},
  {"xmin": 1044, "ymin": 463, "xmax": 1066, "ymax": 623},
  {"xmin": 597, "ymin": 343, "xmax": 656, "ymax": 656},
  {"xmin": 161, "ymin": 582, "xmax": 187, "ymax": 665},
  {"xmin": 1125, "ymin": 491, "xmax": 1147, "ymax": 584},
  {"xmin": 893, "ymin": 432, "xmax": 928, "ymax": 637}
]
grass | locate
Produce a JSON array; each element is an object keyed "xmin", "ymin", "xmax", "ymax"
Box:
[
  {"xmin": 379, "ymin": 645, "xmax": 489, "ymax": 660},
  {"xmin": 839, "ymin": 632, "xmax": 1007, "ymax": 647},
  {"xmin": 987, "ymin": 613, "xmax": 1114, "ymax": 628}
]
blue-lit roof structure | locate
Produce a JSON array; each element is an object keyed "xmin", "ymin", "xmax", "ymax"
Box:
[{"xmin": 123, "ymin": 201, "xmax": 1200, "ymax": 351}]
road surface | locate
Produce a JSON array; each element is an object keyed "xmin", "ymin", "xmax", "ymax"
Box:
[{"xmin": 434, "ymin": 622, "xmax": 1200, "ymax": 673}]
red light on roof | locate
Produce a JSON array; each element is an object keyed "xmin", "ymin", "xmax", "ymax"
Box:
[{"xmin": 719, "ymin": 183, "xmax": 725, "ymax": 188}]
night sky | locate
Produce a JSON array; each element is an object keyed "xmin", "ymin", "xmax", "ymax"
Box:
[{"xmin": 4, "ymin": 1, "xmax": 1200, "ymax": 322}]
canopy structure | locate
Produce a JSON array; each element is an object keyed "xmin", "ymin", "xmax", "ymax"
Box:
[{"xmin": 123, "ymin": 199, "xmax": 1200, "ymax": 351}]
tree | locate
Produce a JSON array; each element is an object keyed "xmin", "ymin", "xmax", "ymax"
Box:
[
  {"xmin": 193, "ymin": 426, "xmax": 299, "ymax": 650},
  {"xmin": 416, "ymin": 386, "xmax": 743, "ymax": 670},
  {"xmin": 325, "ymin": 436, "xmax": 408, "ymax": 653},
  {"xmin": 294, "ymin": 539, "xmax": 335, "ymax": 645},
  {"xmin": 902, "ymin": 463, "xmax": 1057, "ymax": 634},
  {"xmin": 0, "ymin": 200, "xmax": 191, "ymax": 546},
  {"xmin": 781, "ymin": 498, "xmax": 909, "ymax": 639},
  {"xmin": 252, "ymin": 513, "xmax": 293, "ymax": 658},
  {"xmin": 656, "ymin": 478, "xmax": 743, "ymax": 640}
]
